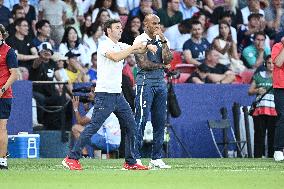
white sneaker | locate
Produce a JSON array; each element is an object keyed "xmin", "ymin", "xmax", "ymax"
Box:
[
  {"xmin": 136, "ymin": 159, "xmax": 142, "ymax": 166},
  {"xmin": 149, "ymin": 159, "xmax": 171, "ymax": 169},
  {"xmin": 0, "ymin": 157, "xmax": 8, "ymax": 169},
  {"xmin": 274, "ymin": 151, "xmax": 284, "ymax": 161}
]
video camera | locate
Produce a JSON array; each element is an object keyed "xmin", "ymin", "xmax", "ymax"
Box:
[{"xmin": 72, "ymin": 87, "xmax": 93, "ymax": 103}]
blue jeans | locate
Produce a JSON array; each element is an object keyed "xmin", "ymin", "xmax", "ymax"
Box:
[
  {"xmin": 134, "ymin": 83, "xmax": 167, "ymax": 159},
  {"xmin": 91, "ymin": 134, "xmax": 119, "ymax": 152},
  {"xmin": 274, "ymin": 88, "xmax": 284, "ymax": 151},
  {"xmin": 69, "ymin": 92, "xmax": 136, "ymax": 165}
]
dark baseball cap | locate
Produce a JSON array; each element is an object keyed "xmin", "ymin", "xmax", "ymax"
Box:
[{"xmin": 65, "ymin": 51, "xmax": 81, "ymax": 59}]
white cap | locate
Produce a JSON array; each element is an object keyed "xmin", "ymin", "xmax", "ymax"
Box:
[{"xmin": 38, "ymin": 42, "xmax": 53, "ymax": 54}]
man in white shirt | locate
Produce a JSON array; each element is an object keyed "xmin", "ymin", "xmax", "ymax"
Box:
[
  {"xmin": 164, "ymin": 18, "xmax": 191, "ymax": 52},
  {"xmin": 62, "ymin": 19, "xmax": 150, "ymax": 171}
]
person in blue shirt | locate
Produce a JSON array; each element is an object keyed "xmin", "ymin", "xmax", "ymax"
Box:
[
  {"xmin": 87, "ymin": 52, "xmax": 97, "ymax": 83},
  {"xmin": 183, "ymin": 20, "xmax": 210, "ymax": 65},
  {"xmin": 133, "ymin": 14, "xmax": 173, "ymax": 169}
]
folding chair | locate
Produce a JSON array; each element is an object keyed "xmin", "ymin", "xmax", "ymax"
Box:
[{"xmin": 207, "ymin": 107, "xmax": 247, "ymax": 158}]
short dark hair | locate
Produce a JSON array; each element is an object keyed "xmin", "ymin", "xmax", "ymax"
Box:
[
  {"xmin": 253, "ymin": 31, "xmax": 266, "ymax": 40},
  {"xmin": 104, "ymin": 19, "xmax": 121, "ymax": 37},
  {"xmin": 14, "ymin": 17, "xmax": 28, "ymax": 27},
  {"xmin": 12, "ymin": 5, "xmax": 24, "ymax": 16},
  {"xmin": 248, "ymin": 13, "xmax": 263, "ymax": 21},
  {"xmin": 36, "ymin": 20, "xmax": 50, "ymax": 31},
  {"xmin": 190, "ymin": 20, "xmax": 202, "ymax": 27},
  {"xmin": 91, "ymin": 52, "xmax": 97, "ymax": 58}
]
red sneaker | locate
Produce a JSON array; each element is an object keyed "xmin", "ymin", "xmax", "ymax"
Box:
[
  {"xmin": 123, "ymin": 162, "xmax": 149, "ymax": 170},
  {"xmin": 62, "ymin": 156, "xmax": 83, "ymax": 170}
]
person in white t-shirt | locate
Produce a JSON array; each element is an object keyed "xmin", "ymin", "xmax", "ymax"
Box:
[{"xmin": 62, "ymin": 19, "xmax": 153, "ymax": 171}]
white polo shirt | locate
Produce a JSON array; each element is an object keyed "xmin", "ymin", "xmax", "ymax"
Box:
[{"xmin": 95, "ymin": 37, "xmax": 130, "ymax": 93}]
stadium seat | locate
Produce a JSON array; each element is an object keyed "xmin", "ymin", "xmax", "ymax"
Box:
[
  {"xmin": 175, "ymin": 63, "xmax": 197, "ymax": 74},
  {"xmin": 234, "ymin": 70, "xmax": 254, "ymax": 84},
  {"xmin": 172, "ymin": 73, "xmax": 190, "ymax": 84},
  {"xmin": 169, "ymin": 51, "xmax": 183, "ymax": 70}
]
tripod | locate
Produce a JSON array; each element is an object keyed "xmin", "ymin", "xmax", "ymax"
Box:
[{"xmin": 165, "ymin": 74, "xmax": 192, "ymax": 158}]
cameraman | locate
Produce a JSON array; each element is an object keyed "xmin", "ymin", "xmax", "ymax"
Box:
[{"xmin": 71, "ymin": 88, "xmax": 121, "ymax": 157}]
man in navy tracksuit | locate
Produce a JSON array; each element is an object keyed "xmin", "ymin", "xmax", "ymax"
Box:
[{"xmin": 133, "ymin": 14, "xmax": 173, "ymax": 169}]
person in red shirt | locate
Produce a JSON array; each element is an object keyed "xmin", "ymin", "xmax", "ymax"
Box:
[
  {"xmin": 271, "ymin": 37, "xmax": 284, "ymax": 161},
  {"xmin": 0, "ymin": 24, "xmax": 19, "ymax": 169}
]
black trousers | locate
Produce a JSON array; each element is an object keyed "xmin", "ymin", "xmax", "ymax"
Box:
[
  {"xmin": 253, "ymin": 115, "xmax": 276, "ymax": 158},
  {"xmin": 274, "ymin": 88, "xmax": 284, "ymax": 151}
]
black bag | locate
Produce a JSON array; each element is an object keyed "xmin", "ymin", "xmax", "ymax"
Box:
[
  {"xmin": 168, "ymin": 83, "xmax": 181, "ymax": 118},
  {"xmin": 248, "ymin": 86, "xmax": 273, "ymax": 116}
]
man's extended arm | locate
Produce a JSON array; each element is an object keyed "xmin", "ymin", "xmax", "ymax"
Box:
[{"xmin": 161, "ymin": 42, "xmax": 173, "ymax": 64}]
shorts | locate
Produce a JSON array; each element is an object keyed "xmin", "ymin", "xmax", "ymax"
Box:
[{"xmin": 0, "ymin": 98, "xmax": 12, "ymax": 119}]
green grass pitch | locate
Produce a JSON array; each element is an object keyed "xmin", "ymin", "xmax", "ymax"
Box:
[{"xmin": 0, "ymin": 158, "xmax": 284, "ymax": 189}]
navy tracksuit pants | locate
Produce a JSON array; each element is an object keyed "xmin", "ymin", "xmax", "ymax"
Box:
[
  {"xmin": 69, "ymin": 92, "xmax": 136, "ymax": 165},
  {"xmin": 134, "ymin": 83, "xmax": 167, "ymax": 160}
]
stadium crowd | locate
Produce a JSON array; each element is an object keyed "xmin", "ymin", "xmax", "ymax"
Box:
[{"xmin": 1, "ymin": 0, "xmax": 284, "ymax": 165}]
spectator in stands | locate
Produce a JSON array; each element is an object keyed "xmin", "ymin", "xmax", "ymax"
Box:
[
  {"xmin": 178, "ymin": 0, "xmax": 199, "ymax": 19},
  {"xmin": 186, "ymin": 63, "xmax": 210, "ymax": 83},
  {"xmin": 212, "ymin": 20, "xmax": 239, "ymax": 68},
  {"xmin": 0, "ymin": 0, "xmax": 12, "ymax": 28},
  {"xmin": 242, "ymin": 31, "xmax": 270, "ymax": 69},
  {"xmin": 38, "ymin": 0, "xmax": 67, "ymax": 46},
  {"xmin": 30, "ymin": 42, "xmax": 66, "ymax": 128},
  {"xmin": 80, "ymin": 14, "xmax": 92, "ymax": 42},
  {"xmin": 271, "ymin": 36, "xmax": 284, "ymax": 162},
  {"xmin": 65, "ymin": 50, "xmax": 89, "ymax": 84},
  {"xmin": 59, "ymin": 26, "xmax": 90, "ymax": 67},
  {"xmin": 6, "ymin": 18, "xmax": 38, "ymax": 74},
  {"xmin": 206, "ymin": 11, "xmax": 237, "ymax": 44},
  {"xmin": 85, "ymin": 22, "xmax": 104, "ymax": 55},
  {"xmin": 237, "ymin": 13, "xmax": 270, "ymax": 53},
  {"xmin": 183, "ymin": 20, "xmax": 210, "ymax": 65},
  {"xmin": 64, "ymin": 0, "xmax": 84, "ymax": 38},
  {"xmin": 191, "ymin": 11, "xmax": 209, "ymax": 34},
  {"xmin": 71, "ymin": 94, "xmax": 121, "ymax": 157},
  {"xmin": 211, "ymin": 0, "xmax": 243, "ymax": 29},
  {"xmin": 129, "ymin": 0, "xmax": 157, "ymax": 22},
  {"xmin": 7, "ymin": 5, "xmax": 34, "ymax": 39},
  {"xmin": 157, "ymin": 0, "xmax": 182, "ymax": 31},
  {"xmin": 164, "ymin": 18, "xmax": 191, "ymax": 52},
  {"xmin": 93, "ymin": 8, "xmax": 111, "ymax": 28},
  {"xmin": 87, "ymin": 52, "xmax": 98, "ymax": 83},
  {"xmin": 75, "ymin": 0, "xmax": 95, "ymax": 14},
  {"xmin": 13, "ymin": 0, "xmax": 36, "ymax": 33},
  {"xmin": 120, "ymin": 16, "xmax": 143, "ymax": 45},
  {"xmin": 264, "ymin": 0, "xmax": 284, "ymax": 34},
  {"xmin": 32, "ymin": 20, "xmax": 54, "ymax": 49},
  {"xmin": 248, "ymin": 55, "xmax": 277, "ymax": 158},
  {"xmin": 117, "ymin": 0, "xmax": 140, "ymax": 15},
  {"xmin": 85, "ymin": 23, "xmax": 105, "ymax": 56},
  {"xmin": 204, "ymin": 48, "xmax": 236, "ymax": 83},
  {"xmin": 91, "ymin": 0, "xmax": 119, "ymax": 22},
  {"xmin": 241, "ymin": 0, "xmax": 265, "ymax": 25}
]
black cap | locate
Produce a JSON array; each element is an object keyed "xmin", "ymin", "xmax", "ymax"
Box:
[
  {"xmin": 198, "ymin": 64, "xmax": 210, "ymax": 73},
  {"xmin": 65, "ymin": 51, "xmax": 81, "ymax": 59}
]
